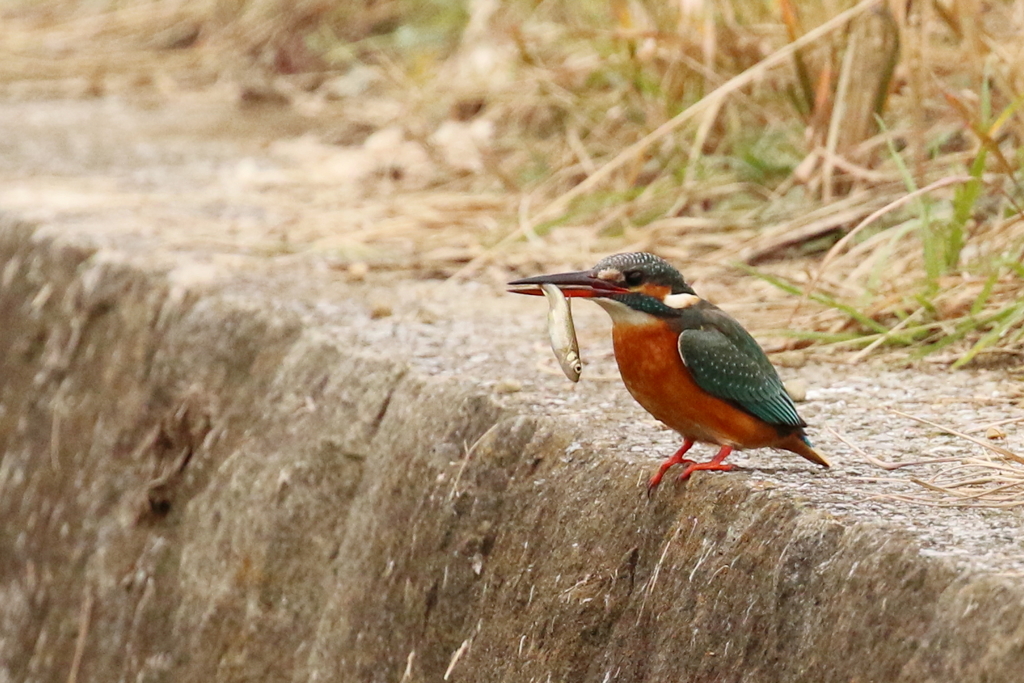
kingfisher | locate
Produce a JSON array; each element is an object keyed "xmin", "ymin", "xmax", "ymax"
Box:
[{"xmin": 508, "ymin": 252, "xmax": 830, "ymax": 491}]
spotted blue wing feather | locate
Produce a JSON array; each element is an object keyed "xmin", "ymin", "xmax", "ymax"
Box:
[{"xmin": 677, "ymin": 312, "xmax": 804, "ymax": 429}]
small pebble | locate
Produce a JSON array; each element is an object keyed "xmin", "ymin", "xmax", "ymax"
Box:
[
  {"xmin": 348, "ymin": 261, "xmax": 370, "ymax": 281},
  {"xmin": 986, "ymin": 426, "xmax": 1006, "ymax": 440},
  {"xmin": 785, "ymin": 378, "xmax": 808, "ymax": 402},
  {"xmin": 493, "ymin": 379, "xmax": 523, "ymax": 394},
  {"xmin": 369, "ymin": 300, "xmax": 393, "ymax": 319},
  {"xmin": 773, "ymin": 350, "xmax": 807, "ymax": 368},
  {"xmin": 416, "ymin": 306, "xmax": 440, "ymax": 324}
]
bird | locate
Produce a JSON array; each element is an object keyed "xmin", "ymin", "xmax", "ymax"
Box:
[{"xmin": 508, "ymin": 252, "xmax": 830, "ymax": 492}]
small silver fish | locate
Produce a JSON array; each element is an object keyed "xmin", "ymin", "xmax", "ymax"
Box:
[{"xmin": 540, "ymin": 283, "xmax": 582, "ymax": 383}]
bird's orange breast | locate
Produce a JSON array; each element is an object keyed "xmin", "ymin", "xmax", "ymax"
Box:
[{"xmin": 610, "ymin": 322, "xmax": 784, "ymax": 449}]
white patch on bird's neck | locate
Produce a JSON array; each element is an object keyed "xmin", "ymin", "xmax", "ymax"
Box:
[
  {"xmin": 663, "ymin": 293, "xmax": 699, "ymax": 309},
  {"xmin": 592, "ymin": 298, "xmax": 660, "ymax": 327}
]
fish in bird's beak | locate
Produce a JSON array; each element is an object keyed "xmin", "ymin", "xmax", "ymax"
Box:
[
  {"xmin": 506, "ymin": 270, "xmax": 629, "ymax": 298},
  {"xmin": 539, "ymin": 283, "xmax": 582, "ymax": 382}
]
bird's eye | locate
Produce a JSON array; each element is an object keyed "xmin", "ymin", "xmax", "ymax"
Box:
[{"xmin": 624, "ymin": 270, "xmax": 644, "ymax": 286}]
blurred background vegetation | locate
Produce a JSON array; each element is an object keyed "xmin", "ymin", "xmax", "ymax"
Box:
[{"xmin": 1, "ymin": 0, "xmax": 1023, "ymax": 365}]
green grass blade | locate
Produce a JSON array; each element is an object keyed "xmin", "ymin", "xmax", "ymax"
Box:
[
  {"xmin": 953, "ymin": 301, "xmax": 1024, "ymax": 368},
  {"xmin": 741, "ymin": 266, "xmax": 892, "ymax": 335},
  {"xmin": 969, "ymin": 272, "xmax": 999, "ymax": 317}
]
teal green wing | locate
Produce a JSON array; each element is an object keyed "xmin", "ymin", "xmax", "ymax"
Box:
[{"xmin": 677, "ymin": 312, "xmax": 804, "ymax": 428}]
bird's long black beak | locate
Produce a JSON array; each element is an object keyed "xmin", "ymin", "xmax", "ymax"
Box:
[{"xmin": 507, "ymin": 270, "xmax": 629, "ymax": 298}]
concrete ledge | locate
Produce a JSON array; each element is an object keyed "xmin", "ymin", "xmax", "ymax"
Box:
[{"xmin": 2, "ymin": 215, "xmax": 1023, "ymax": 682}]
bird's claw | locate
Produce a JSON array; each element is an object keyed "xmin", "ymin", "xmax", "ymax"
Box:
[
  {"xmin": 646, "ymin": 458, "xmax": 697, "ymax": 496},
  {"xmin": 676, "ymin": 462, "xmax": 735, "ymax": 482}
]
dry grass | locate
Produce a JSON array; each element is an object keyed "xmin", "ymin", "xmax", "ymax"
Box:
[{"xmin": 837, "ymin": 411, "xmax": 1024, "ymax": 508}]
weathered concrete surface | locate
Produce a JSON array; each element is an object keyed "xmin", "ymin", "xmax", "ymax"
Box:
[
  {"xmin": 2, "ymin": 213, "xmax": 1024, "ymax": 683},
  {"xmin": 1, "ymin": 94, "xmax": 1024, "ymax": 683}
]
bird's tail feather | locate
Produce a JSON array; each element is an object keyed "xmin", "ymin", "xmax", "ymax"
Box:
[{"xmin": 784, "ymin": 433, "xmax": 831, "ymax": 468}]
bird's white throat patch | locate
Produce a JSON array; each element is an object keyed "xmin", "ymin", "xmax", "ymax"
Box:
[
  {"xmin": 663, "ymin": 293, "xmax": 699, "ymax": 309},
  {"xmin": 592, "ymin": 298, "xmax": 660, "ymax": 327}
]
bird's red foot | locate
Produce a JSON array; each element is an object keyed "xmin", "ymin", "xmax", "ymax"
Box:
[
  {"xmin": 648, "ymin": 444, "xmax": 736, "ymax": 493},
  {"xmin": 676, "ymin": 460, "xmax": 735, "ymax": 481},
  {"xmin": 648, "ymin": 459, "xmax": 696, "ymax": 492},
  {"xmin": 646, "ymin": 439, "xmax": 694, "ymax": 494},
  {"xmin": 676, "ymin": 445, "xmax": 735, "ymax": 482}
]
